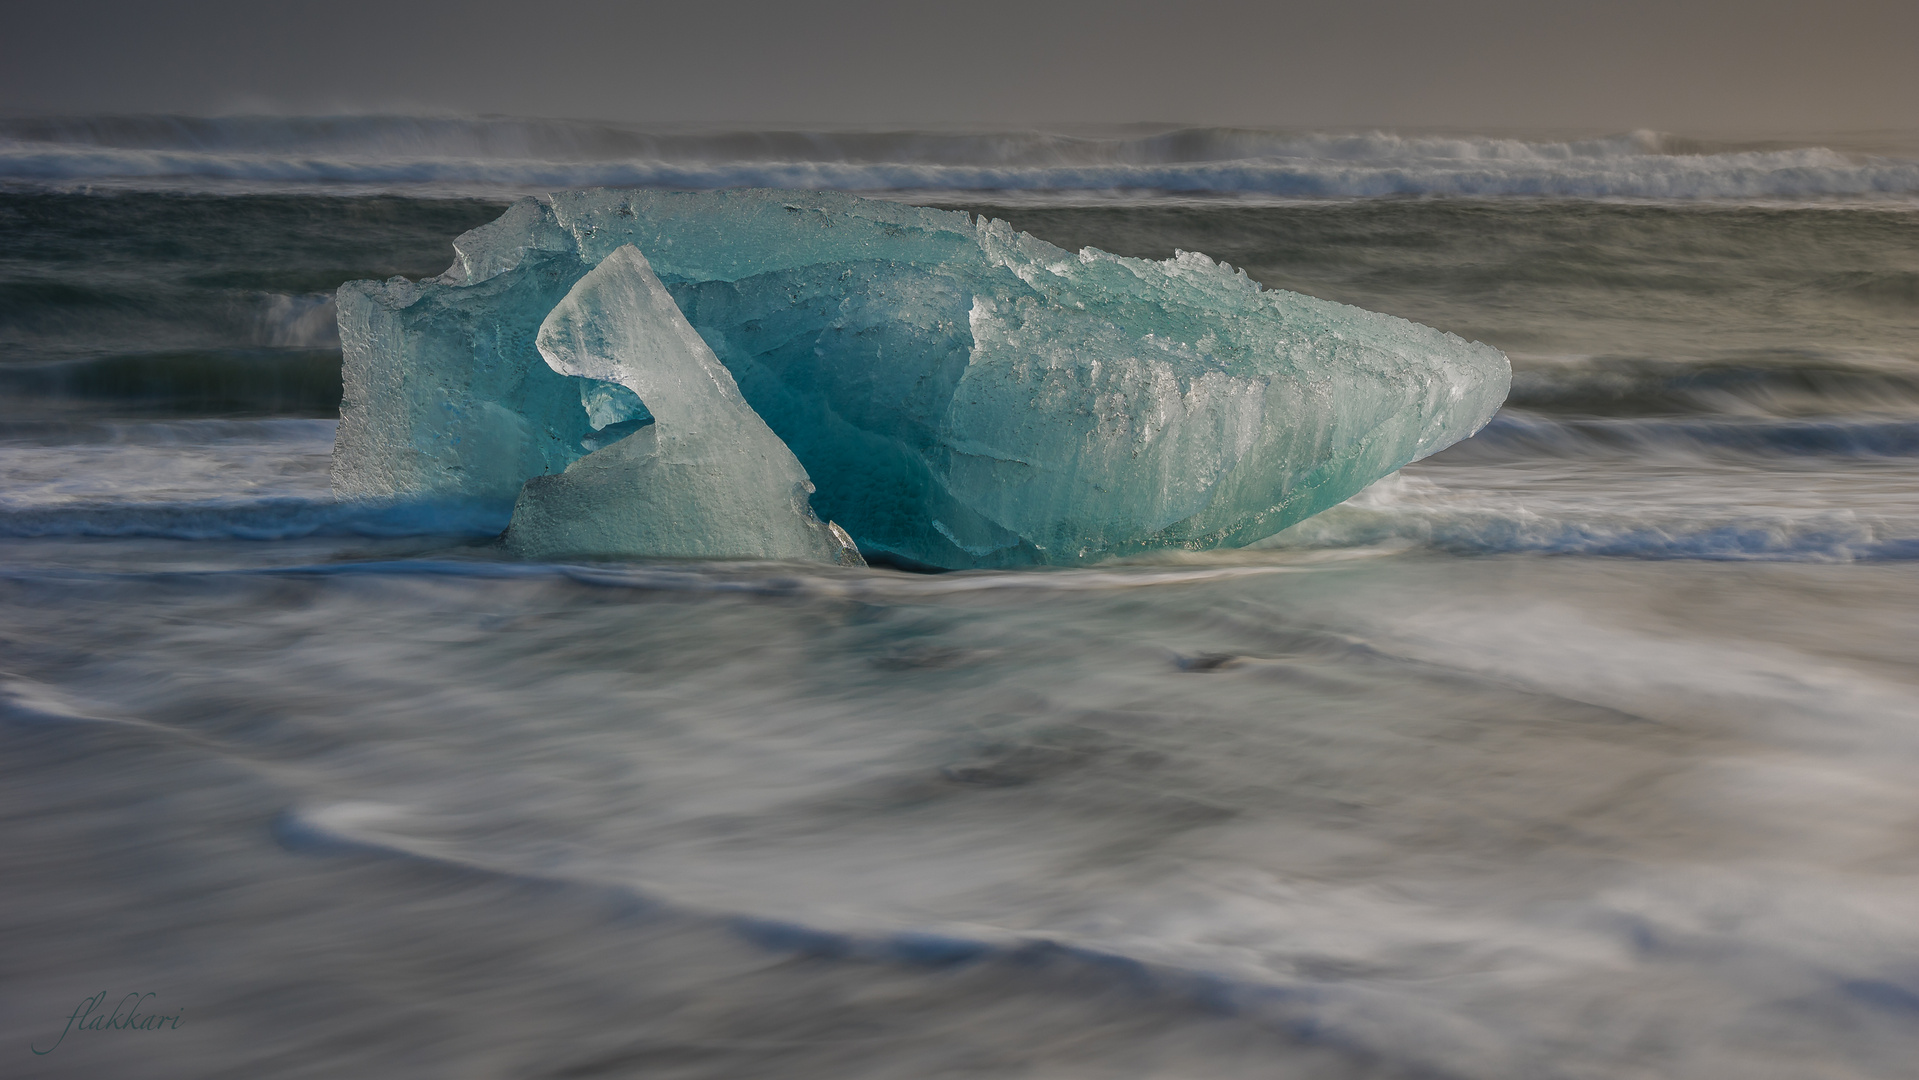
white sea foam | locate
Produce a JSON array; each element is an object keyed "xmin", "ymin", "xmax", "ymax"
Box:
[
  {"xmin": 5, "ymin": 117, "xmax": 1917, "ymax": 200},
  {"xmin": 257, "ymin": 293, "xmax": 339, "ymax": 348}
]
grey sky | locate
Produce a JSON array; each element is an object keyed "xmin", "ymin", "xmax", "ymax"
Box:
[{"xmin": 2, "ymin": 0, "xmax": 1914, "ymax": 133}]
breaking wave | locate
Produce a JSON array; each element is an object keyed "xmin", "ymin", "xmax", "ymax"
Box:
[
  {"xmin": 1269, "ymin": 506, "xmax": 1919, "ymax": 562},
  {"xmin": 264, "ymin": 798, "xmax": 1479, "ymax": 1072},
  {"xmin": 5, "ymin": 116, "xmax": 1917, "ymax": 200}
]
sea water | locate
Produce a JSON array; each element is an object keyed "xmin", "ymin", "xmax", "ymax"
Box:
[{"xmin": 3, "ymin": 119, "xmax": 1918, "ymax": 1079}]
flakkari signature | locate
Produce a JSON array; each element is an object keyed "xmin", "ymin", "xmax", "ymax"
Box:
[{"xmin": 32, "ymin": 992, "xmax": 183, "ymax": 1055}]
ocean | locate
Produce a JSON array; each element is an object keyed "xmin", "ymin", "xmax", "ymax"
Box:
[{"xmin": 4, "ymin": 116, "xmax": 1918, "ymax": 1079}]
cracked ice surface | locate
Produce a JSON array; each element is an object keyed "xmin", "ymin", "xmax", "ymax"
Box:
[{"xmin": 332, "ymin": 190, "xmax": 1508, "ymax": 567}]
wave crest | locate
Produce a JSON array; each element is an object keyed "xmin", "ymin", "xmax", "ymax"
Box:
[{"xmin": 5, "ymin": 117, "xmax": 1915, "ymax": 200}]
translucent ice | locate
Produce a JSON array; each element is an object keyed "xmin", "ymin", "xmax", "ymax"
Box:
[
  {"xmin": 332, "ymin": 200, "xmax": 598, "ymax": 506},
  {"xmin": 502, "ymin": 245, "xmax": 862, "ymax": 564},
  {"xmin": 333, "ymin": 190, "xmax": 1509, "ymax": 567}
]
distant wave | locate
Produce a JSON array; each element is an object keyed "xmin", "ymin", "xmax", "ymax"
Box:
[
  {"xmin": 4, "ymin": 116, "xmax": 1917, "ymax": 200},
  {"xmin": 0, "ymin": 497, "xmax": 508, "ymax": 540},
  {"xmin": 1452, "ymin": 412, "xmax": 1919, "ymax": 461},
  {"xmin": 1507, "ymin": 360, "xmax": 1919, "ymax": 419},
  {"xmin": 0, "ymin": 347, "xmax": 342, "ymax": 416}
]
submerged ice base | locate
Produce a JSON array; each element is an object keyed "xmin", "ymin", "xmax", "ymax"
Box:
[{"xmin": 333, "ymin": 190, "xmax": 1509, "ymax": 567}]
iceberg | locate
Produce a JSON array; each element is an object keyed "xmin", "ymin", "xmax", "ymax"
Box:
[
  {"xmin": 333, "ymin": 190, "xmax": 1509, "ymax": 567},
  {"xmin": 503, "ymin": 244, "xmax": 861, "ymax": 564}
]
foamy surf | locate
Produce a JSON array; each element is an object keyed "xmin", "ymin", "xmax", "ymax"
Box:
[{"xmin": 5, "ymin": 117, "xmax": 1918, "ymax": 200}]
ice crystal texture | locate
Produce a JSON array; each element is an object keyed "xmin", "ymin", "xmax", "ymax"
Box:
[
  {"xmin": 502, "ymin": 245, "xmax": 861, "ymax": 564},
  {"xmin": 333, "ymin": 190, "xmax": 1508, "ymax": 567}
]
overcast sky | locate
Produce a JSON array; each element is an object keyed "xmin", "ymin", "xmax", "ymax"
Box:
[{"xmin": 2, "ymin": 0, "xmax": 1914, "ymax": 133}]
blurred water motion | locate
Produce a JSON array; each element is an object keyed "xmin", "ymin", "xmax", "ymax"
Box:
[{"xmin": 6, "ymin": 556, "xmax": 1919, "ymax": 1077}]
